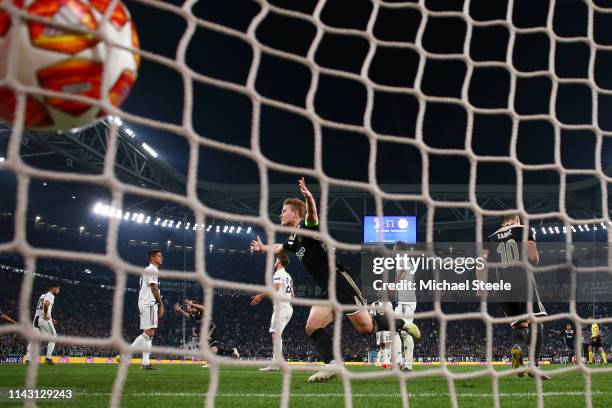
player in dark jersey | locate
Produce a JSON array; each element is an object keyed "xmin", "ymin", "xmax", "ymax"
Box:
[
  {"xmin": 174, "ymin": 299, "xmax": 239, "ymax": 363},
  {"xmin": 588, "ymin": 323, "xmax": 607, "ymax": 364},
  {"xmin": 551, "ymin": 324, "xmax": 575, "ymax": 351},
  {"xmin": 479, "ymin": 214, "xmax": 549, "ymax": 379},
  {"xmin": 250, "ymin": 177, "xmax": 420, "ymax": 383}
]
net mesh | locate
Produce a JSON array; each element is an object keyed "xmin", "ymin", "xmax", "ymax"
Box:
[{"xmin": 1, "ymin": 0, "xmax": 612, "ymax": 407}]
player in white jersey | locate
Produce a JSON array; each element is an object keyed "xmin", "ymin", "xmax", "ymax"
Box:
[
  {"xmin": 25, "ymin": 284, "xmax": 60, "ymax": 365},
  {"xmin": 394, "ymin": 241, "xmax": 417, "ymax": 372},
  {"xmin": 369, "ymin": 300, "xmax": 393, "ymax": 368},
  {"xmin": 251, "ymin": 254, "xmax": 295, "ymax": 371},
  {"xmin": 123, "ymin": 250, "xmax": 164, "ymax": 370}
]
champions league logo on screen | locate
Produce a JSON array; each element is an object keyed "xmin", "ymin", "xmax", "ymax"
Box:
[{"xmin": 364, "ymin": 216, "xmax": 416, "ymax": 243}]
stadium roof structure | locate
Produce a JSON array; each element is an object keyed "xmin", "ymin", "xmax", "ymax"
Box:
[{"xmin": 2, "ymin": 121, "xmax": 608, "ymax": 235}]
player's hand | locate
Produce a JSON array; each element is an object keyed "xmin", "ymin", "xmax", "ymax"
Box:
[
  {"xmin": 174, "ymin": 303, "xmax": 181, "ymax": 312},
  {"xmin": 250, "ymin": 236, "xmax": 265, "ymax": 252},
  {"xmin": 43, "ymin": 315, "xmax": 50, "ymax": 321},
  {"xmin": 250, "ymin": 294, "xmax": 264, "ymax": 306},
  {"xmin": 298, "ymin": 177, "xmax": 312, "ymax": 199},
  {"xmin": 184, "ymin": 299, "xmax": 194, "ymax": 306}
]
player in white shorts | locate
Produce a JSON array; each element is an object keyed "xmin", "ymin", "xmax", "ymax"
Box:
[
  {"xmin": 122, "ymin": 250, "xmax": 164, "ymax": 370},
  {"xmin": 250, "ymin": 254, "xmax": 294, "ymax": 371},
  {"xmin": 370, "ymin": 299, "xmax": 393, "ymax": 368},
  {"xmin": 394, "ymin": 241, "xmax": 417, "ymax": 372},
  {"xmin": 25, "ymin": 284, "xmax": 60, "ymax": 365}
]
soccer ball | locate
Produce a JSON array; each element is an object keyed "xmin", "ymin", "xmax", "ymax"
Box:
[{"xmin": 0, "ymin": 0, "xmax": 140, "ymax": 131}]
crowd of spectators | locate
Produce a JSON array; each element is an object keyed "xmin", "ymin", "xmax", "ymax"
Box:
[{"xmin": 1, "ymin": 251, "xmax": 610, "ymax": 363}]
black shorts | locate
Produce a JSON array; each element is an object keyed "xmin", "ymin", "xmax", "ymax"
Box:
[
  {"xmin": 499, "ymin": 301, "xmax": 547, "ymax": 327},
  {"xmin": 590, "ymin": 338, "xmax": 602, "ymax": 349},
  {"xmin": 317, "ymin": 266, "xmax": 366, "ymax": 316},
  {"xmin": 564, "ymin": 338, "xmax": 574, "ymax": 350}
]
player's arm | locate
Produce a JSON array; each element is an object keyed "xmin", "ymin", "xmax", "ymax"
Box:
[
  {"xmin": 527, "ymin": 240, "xmax": 539, "ymax": 265},
  {"xmin": 250, "ymin": 236, "xmax": 285, "ymax": 255},
  {"xmin": 550, "ymin": 329, "xmax": 561, "ymax": 335},
  {"xmin": 250, "ymin": 293, "xmax": 265, "ymax": 306},
  {"xmin": 174, "ymin": 303, "xmax": 190, "ymax": 319},
  {"xmin": 299, "ymin": 177, "xmax": 318, "ymax": 226},
  {"xmin": 150, "ymin": 283, "xmax": 164, "ymax": 318},
  {"xmin": 185, "ymin": 299, "xmax": 205, "ymax": 312},
  {"xmin": 0, "ymin": 314, "xmax": 17, "ymax": 324},
  {"xmin": 43, "ymin": 300, "xmax": 51, "ymax": 320}
]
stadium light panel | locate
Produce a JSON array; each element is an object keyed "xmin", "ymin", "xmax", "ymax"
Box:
[
  {"xmin": 229, "ymin": 226, "xmax": 235, "ymax": 233},
  {"xmin": 131, "ymin": 213, "xmax": 138, "ymax": 221},
  {"xmin": 563, "ymin": 226, "xmax": 567, "ymax": 233},
  {"xmin": 167, "ymin": 240, "xmax": 171, "ymax": 244},
  {"xmin": 593, "ymin": 225, "xmax": 597, "ymax": 231},
  {"xmin": 93, "ymin": 202, "xmax": 102, "ymax": 214},
  {"xmin": 137, "ymin": 214, "xmax": 145, "ymax": 223},
  {"xmin": 578, "ymin": 225, "xmax": 584, "ymax": 232},
  {"xmin": 141, "ymin": 142, "xmax": 158, "ymax": 158},
  {"xmin": 584, "ymin": 225, "xmax": 590, "ymax": 231},
  {"xmin": 237, "ymin": 226, "xmax": 241, "ymax": 233},
  {"xmin": 79, "ymin": 226, "xmax": 85, "ymax": 231},
  {"xmin": 602, "ymin": 223, "xmax": 607, "ymax": 230},
  {"xmin": 145, "ymin": 216, "xmax": 151, "ymax": 224},
  {"xmin": 571, "ymin": 226, "xmax": 576, "ymax": 232},
  {"xmin": 125, "ymin": 128, "xmax": 135, "ymax": 137},
  {"xmin": 162, "ymin": 219, "xmax": 168, "ymax": 227},
  {"xmin": 247, "ymin": 227, "xmax": 252, "ymax": 234},
  {"xmin": 112, "ymin": 116, "xmax": 122, "ymax": 126},
  {"xmin": 541, "ymin": 227, "xmax": 546, "ymax": 234},
  {"xmin": 223, "ymin": 226, "xmax": 228, "ymax": 233},
  {"xmin": 216, "ymin": 226, "xmax": 220, "ymax": 232},
  {"xmin": 123, "ymin": 212, "xmax": 130, "ymax": 220},
  {"xmin": 154, "ymin": 218, "xmax": 160, "ymax": 226},
  {"xmin": 168, "ymin": 220, "xmax": 174, "ymax": 228},
  {"xmin": 35, "ymin": 216, "xmax": 41, "ymax": 221},
  {"xmin": 193, "ymin": 223, "xmax": 198, "ymax": 230},
  {"xmin": 176, "ymin": 221, "xmax": 181, "ymax": 229},
  {"xmin": 0, "ymin": 157, "xmax": 5, "ymax": 162},
  {"xmin": 548, "ymin": 227, "xmax": 554, "ymax": 234},
  {"xmin": 185, "ymin": 223, "xmax": 191, "ymax": 230},
  {"xmin": 554, "ymin": 226, "xmax": 560, "ymax": 234}
]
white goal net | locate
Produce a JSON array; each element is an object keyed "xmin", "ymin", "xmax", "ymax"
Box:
[{"xmin": 1, "ymin": 0, "xmax": 611, "ymax": 407}]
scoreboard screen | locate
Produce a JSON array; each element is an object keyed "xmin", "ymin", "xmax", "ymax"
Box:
[{"xmin": 362, "ymin": 216, "xmax": 417, "ymax": 244}]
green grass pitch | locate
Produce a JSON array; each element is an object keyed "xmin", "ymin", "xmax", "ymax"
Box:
[{"xmin": 0, "ymin": 364, "xmax": 610, "ymax": 407}]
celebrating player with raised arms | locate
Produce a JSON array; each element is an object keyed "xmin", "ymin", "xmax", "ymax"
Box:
[
  {"xmin": 480, "ymin": 214, "xmax": 549, "ymax": 379},
  {"xmin": 250, "ymin": 177, "xmax": 420, "ymax": 383}
]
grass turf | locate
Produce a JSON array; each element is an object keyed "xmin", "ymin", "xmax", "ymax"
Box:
[{"xmin": 0, "ymin": 364, "xmax": 610, "ymax": 407}]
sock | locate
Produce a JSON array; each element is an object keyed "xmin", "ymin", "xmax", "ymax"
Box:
[
  {"xmin": 309, "ymin": 328, "xmax": 333, "ymax": 364},
  {"xmin": 375, "ymin": 349, "xmax": 382, "ymax": 365},
  {"xmin": 272, "ymin": 337, "xmax": 283, "ymax": 361},
  {"xmin": 385, "ymin": 347, "xmax": 391, "ymax": 364},
  {"xmin": 512, "ymin": 328, "xmax": 528, "ymax": 347},
  {"xmin": 142, "ymin": 339, "xmax": 152, "ymax": 366},
  {"xmin": 26, "ymin": 343, "xmax": 33, "ymax": 361},
  {"xmin": 46, "ymin": 342, "xmax": 55, "ymax": 358},
  {"xmin": 373, "ymin": 315, "xmax": 405, "ymax": 333},
  {"xmin": 601, "ymin": 351, "xmax": 607, "ymax": 364},
  {"xmin": 393, "ymin": 333, "xmax": 402, "ymax": 365},
  {"xmin": 404, "ymin": 332, "xmax": 414, "ymax": 369},
  {"xmin": 589, "ymin": 351, "xmax": 594, "ymax": 363}
]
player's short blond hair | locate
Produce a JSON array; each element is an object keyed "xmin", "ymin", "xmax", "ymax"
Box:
[
  {"xmin": 501, "ymin": 214, "xmax": 520, "ymax": 225},
  {"xmin": 283, "ymin": 198, "xmax": 306, "ymax": 219}
]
